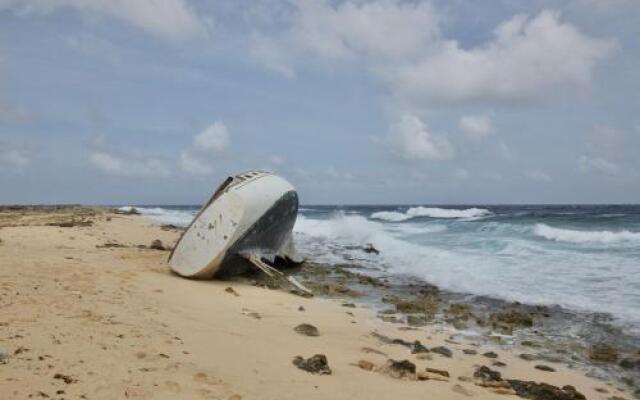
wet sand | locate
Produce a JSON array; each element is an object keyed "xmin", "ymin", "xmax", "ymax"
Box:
[{"xmin": 0, "ymin": 206, "xmax": 630, "ymax": 399}]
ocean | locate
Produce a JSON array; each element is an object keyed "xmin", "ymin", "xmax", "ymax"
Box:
[{"xmin": 124, "ymin": 204, "xmax": 640, "ymax": 335}]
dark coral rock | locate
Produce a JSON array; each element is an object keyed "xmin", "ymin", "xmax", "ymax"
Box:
[
  {"xmin": 507, "ymin": 380, "xmax": 586, "ymax": 400},
  {"xmin": 292, "ymin": 354, "xmax": 332, "ymax": 375}
]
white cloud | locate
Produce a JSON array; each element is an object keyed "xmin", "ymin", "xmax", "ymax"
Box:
[
  {"xmin": 178, "ymin": 120, "xmax": 230, "ymax": 175},
  {"xmin": 250, "ymin": 0, "xmax": 440, "ymax": 75},
  {"xmin": 0, "ymin": 149, "xmax": 29, "ymax": 171},
  {"xmin": 524, "ymin": 169, "xmax": 553, "ymax": 182},
  {"xmin": 578, "ymin": 155, "xmax": 621, "ymax": 175},
  {"xmin": 377, "ymin": 114, "xmax": 453, "ymax": 161},
  {"xmin": 90, "ymin": 152, "xmax": 170, "ymax": 177},
  {"xmin": 392, "ymin": 11, "xmax": 616, "ymax": 106},
  {"xmin": 178, "ymin": 150, "xmax": 213, "ymax": 175},
  {"xmin": 459, "ymin": 115, "xmax": 493, "ymax": 140},
  {"xmin": 0, "ymin": 0, "xmax": 209, "ymax": 42},
  {"xmin": 193, "ymin": 121, "xmax": 230, "ymax": 152}
]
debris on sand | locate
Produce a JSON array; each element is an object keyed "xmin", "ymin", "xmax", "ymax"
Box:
[
  {"xmin": 53, "ymin": 373, "xmax": 77, "ymax": 384},
  {"xmin": 293, "ymin": 323, "xmax": 320, "ymax": 337},
  {"xmin": 376, "ymin": 359, "xmax": 416, "ymax": 380},
  {"xmin": 225, "ymin": 287, "xmax": 239, "ymax": 296},
  {"xmin": 149, "ymin": 239, "xmax": 166, "ymax": 251},
  {"xmin": 292, "ymin": 354, "xmax": 332, "ymax": 375},
  {"xmin": 355, "ymin": 360, "xmax": 375, "ymax": 371}
]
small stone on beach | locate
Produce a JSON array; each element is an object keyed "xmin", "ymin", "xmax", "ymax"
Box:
[
  {"xmin": 483, "ymin": 351, "xmax": 499, "ymax": 359},
  {"xmin": 377, "ymin": 359, "xmax": 416, "ymax": 380},
  {"xmin": 431, "ymin": 346, "xmax": 453, "ymax": 358},
  {"xmin": 225, "ymin": 287, "xmax": 239, "ymax": 296},
  {"xmin": 293, "ymin": 323, "xmax": 320, "ymax": 337},
  {"xmin": 535, "ymin": 364, "xmax": 556, "ymax": 372},
  {"xmin": 292, "ymin": 354, "xmax": 332, "ymax": 375}
]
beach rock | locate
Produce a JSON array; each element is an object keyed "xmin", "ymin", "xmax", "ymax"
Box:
[
  {"xmin": 363, "ymin": 243, "xmax": 380, "ymax": 255},
  {"xmin": 298, "ymin": 306, "xmax": 305, "ymax": 311},
  {"xmin": 492, "ymin": 361, "xmax": 507, "ymax": 367},
  {"xmin": 490, "ymin": 310, "xmax": 534, "ymax": 333},
  {"xmin": 619, "ymin": 357, "xmax": 640, "ymax": 370},
  {"xmin": 483, "ymin": 351, "xmax": 499, "ymax": 359},
  {"xmin": 149, "ymin": 239, "xmax": 166, "ymax": 251},
  {"xmin": 425, "ymin": 367, "xmax": 450, "ymax": 378},
  {"xmin": 520, "ymin": 353, "xmax": 538, "ymax": 361},
  {"xmin": 431, "ymin": 346, "xmax": 453, "ymax": 358},
  {"xmin": 293, "ymin": 323, "xmax": 320, "ymax": 337},
  {"xmin": 53, "ymin": 373, "xmax": 77, "ymax": 384},
  {"xmin": 377, "ymin": 359, "xmax": 416, "ymax": 380},
  {"xmin": 224, "ymin": 287, "xmax": 239, "ymax": 296},
  {"xmin": 292, "ymin": 354, "xmax": 332, "ymax": 375},
  {"xmin": 356, "ymin": 360, "xmax": 375, "ymax": 371},
  {"xmin": 447, "ymin": 303, "xmax": 473, "ymax": 320},
  {"xmin": 308, "ymin": 283, "xmax": 361, "ymax": 298},
  {"xmin": 160, "ymin": 224, "xmax": 180, "ymax": 231},
  {"xmin": 463, "ymin": 349, "xmax": 478, "ymax": 355},
  {"xmin": 507, "ymin": 380, "xmax": 586, "ymax": 400},
  {"xmin": 535, "ymin": 364, "xmax": 556, "ymax": 372},
  {"xmin": 589, "ymin": 343, "xmax": 619, "ymax": 363},
  {"xmin": 417, "ymin": 371, "xmax": 449, "ymax": 381},
  {"xmin": 473, "ymin": 366, "xmax": 502, "ymax": 383},
  {"xmin": 410, "ymin": 341, "xmax": 430, "ymax": 354},
  {"xmin": 394, "ymin": 294, "xmax": 438, "ymax": 318},
  {"xmin": 341, "ymin": 303, "xmax": 356, "ymax": 308}
]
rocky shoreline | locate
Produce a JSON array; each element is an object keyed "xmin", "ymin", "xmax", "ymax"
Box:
[{"xmin": 231, "ymin": 256, "xmax": 640, "ymax": 398}]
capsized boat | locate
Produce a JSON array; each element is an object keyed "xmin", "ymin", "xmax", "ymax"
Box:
[{"xmin": 168, "ymin": 170, "xmax": 305, "ymax": 287}]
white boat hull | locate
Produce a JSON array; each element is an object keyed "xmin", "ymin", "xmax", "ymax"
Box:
[{"xmin": 168, "ymin": 171, "xmax": 300, "ymax": 278}]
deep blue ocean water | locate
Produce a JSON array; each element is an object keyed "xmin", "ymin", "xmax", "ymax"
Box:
[{"xmin": 122, "ymin": 204, "xmax": 640, "ymax": 333}]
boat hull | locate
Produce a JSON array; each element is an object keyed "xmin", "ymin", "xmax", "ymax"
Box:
[{"xmin": 168, "ymin": 171, "xmax": 300, "ymax": 279}]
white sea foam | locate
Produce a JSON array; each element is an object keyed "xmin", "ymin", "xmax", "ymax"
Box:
[
  {"xmin": 294, "ymin": 212, "xmax": 640, "ymax": 331},
  {"xmin": 534, "ymin": 223, "xmax": 640, "ymax": 244},
  {"xmin": 371, "ymin": 207, "xmax": 491, "ymax": 221},
  {"xmin": 119, "ymin": 206, "xmax": 195, "ymax": 227}
]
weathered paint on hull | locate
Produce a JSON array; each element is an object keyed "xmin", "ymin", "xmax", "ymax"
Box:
[{"xmin": 168, "ymin": 171, "xmax": 300, "ymax": 279}]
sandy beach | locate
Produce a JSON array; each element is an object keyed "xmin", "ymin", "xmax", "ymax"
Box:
[{"xmin": 0, "ymin": 206, "xmax": 631, "ymax": 400}]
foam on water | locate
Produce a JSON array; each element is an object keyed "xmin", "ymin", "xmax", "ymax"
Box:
[
  {"xmin": 294, "ymin": 210, "xmax": 640, "ymax": 332},
  {"xmin": 119, "ymin": 206, "xmax": 195, "ymax": 227},
  {"xmin": 371, "ymin": 206, "xmax": 491, "ymax": 221},
  {"xmin": 534, "ymin": 223, "xmax": 640, "ymax": 245}
]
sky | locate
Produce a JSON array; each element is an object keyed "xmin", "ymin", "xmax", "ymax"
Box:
[{"xmin": 0, "ymin": 0, "xmax": 639, "ymax": 205}]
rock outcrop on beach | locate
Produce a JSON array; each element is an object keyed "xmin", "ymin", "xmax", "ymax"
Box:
[{"xmin": 292, "ymin": 354, "xmax": 332, "ymax": 375}]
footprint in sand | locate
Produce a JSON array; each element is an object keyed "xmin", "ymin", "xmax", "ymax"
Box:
[
  {"xmin": 164, "ymin": 380, "xmax": 181, "ymax": 393},
  {"xmin": 193, "ymin": 372, "xmax": 221, "ymax": 386}
]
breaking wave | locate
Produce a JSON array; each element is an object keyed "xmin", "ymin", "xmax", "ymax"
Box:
[
  {"xmin": 371, "ymin": 207, "xmax": 491, "ymax": 221},
  {"xmin": 534, "ymin": 224, "xmax": 640, "ymax": 245},
  {"xmin": 118, "ymin": 206, "xmax": 195, "ymax": 227}
]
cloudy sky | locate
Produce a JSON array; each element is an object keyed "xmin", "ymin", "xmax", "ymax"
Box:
[{"xmin": 0, "ymin": 0, "xmax": 639, "ymax": 205}]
